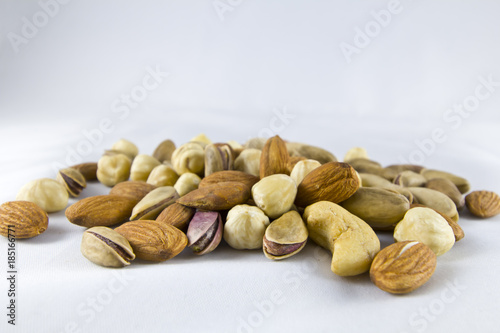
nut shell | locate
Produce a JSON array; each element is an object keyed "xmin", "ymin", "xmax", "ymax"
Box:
[
  {"xmin": 370, "ymin": 241, "xmax": 436, "ymax": 294},
  {"xmin": 130, "ymin": 186, "xmax": 179, "ymax": 221},
  {"xmin": 81, "ymin": 226, "xmax": 135, "ymax": 268},
  {"xmin": 0, "ymin": 201, "xmax": 48, "ymax": 239},
  {"xmin": 340, "ymin": 187, "xmax": 410, "ymax": 230},
  {"xmin": 263, "ymin": 211, "xmax": 308, "ymax": 260},
  {"xmin": 57, "ymin": 168, "xmax": 87, "ymax": 197}
]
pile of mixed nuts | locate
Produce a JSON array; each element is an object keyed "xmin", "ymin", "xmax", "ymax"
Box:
[{"xmin": 1, "ymin": 134, "xmax": 500, "ymax": 294}]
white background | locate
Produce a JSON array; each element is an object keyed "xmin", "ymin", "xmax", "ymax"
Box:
[{"xmin": 1, "ymin": 1, "xmax": 500, "ymax": 332}]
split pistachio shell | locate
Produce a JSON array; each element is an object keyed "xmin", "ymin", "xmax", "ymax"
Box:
[
  {"xmin": 224, "ymin": 205, "xmax": 270, "ymax": 250},
  {"xmin": 81, "ymin": 227, "xmax": 135, "ymax": 268},
  {"xmin": 263, "ymin": 211, "xmax": 308, "ymax": 260},
  {"xmin": 186, "ymin": 211, "xmax": 223, "ymax": 255},
  {"xmin": 340, "ymin": 187, "xmax": 410, "ymax": 230},
  {"xmin": 130, "ymin": 154, "xmax": 161, "ymax": 181},
  {"xmin": 16, "ymin": 178, "xmax": 69, "ymax": 213},
  {"xmin": 407, "ymin": 187, "xmax": 459, "ymax": 222},
  {"xmin": 204, "ymin": 143, "xmax": 235, "ymax": 177},
  {"xmin": 57, "ymin": 168, "xmax": 87, "ymax": 197},
  {"xmin": 130, "ymin": 186, "xmax": 179, "ymax": 220}
]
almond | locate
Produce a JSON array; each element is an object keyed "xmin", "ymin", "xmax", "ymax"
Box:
[
  {"xmin": 465, "ymin": 190, "xmax": 500, "ymax": 218},
  {"xmin": 70, "ymin": 162, "xmax": 98, "ymax": 181},
  {"xmin": 0, "ymin": 201, "xmax": 48, "ymax": 239},
  {"xmin": 198, "ymin": 170, "xmax": 259, "ymax": 189},
  {"xmin": 370, "ymin": 241, "xmax": 436, "ymax": 294},
  {"xmin": 260, "ymin": 135, "xmax": 289, "ymax": 178},
  {"xmin": 109, "ymin": 181, "xmax": 157, "ymax": 205},
  {"xmin": 65, "ymin": 195, "xmax": 136, "ymax": 227},
  {"xmin": 155, "ymin": 203, "xmax": 196, "ymax": 232},
  {"xmin": 115, "ymin": 220, "xmax": 187, "ymax": 261},
  {"xmin": 177, "ymin": 181, "xmax": 251, "ymax": 211},
  {"xmin": 295, "ymin": 162, "xmax": 360, "ymax": 208}
]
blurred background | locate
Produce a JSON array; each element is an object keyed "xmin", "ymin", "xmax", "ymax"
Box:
[
  {"xmin": 2, "ymin": 0, "xmax": 500, "ymax": 197},
  {"xmin": 1, "ymin": 1, "xmax": 500, "ymax": 331}
]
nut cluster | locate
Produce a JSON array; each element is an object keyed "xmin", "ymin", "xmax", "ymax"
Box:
[{"xmin": 2, "ymin": 134, "xmax": 499, "ymax": 296}]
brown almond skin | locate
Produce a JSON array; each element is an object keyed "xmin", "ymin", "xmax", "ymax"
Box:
[
  {"xmin": 198, "ymin": 170, "xmax": 259, "ymax": 190},
  {"xmin": 65, "ymin": 195, "xmax": 136, "ymax": 227},
  {"xmin": 410, "ymin": 203, "xmax": 464, "ymax": 241},
  {"xmin": 109, "ymin": 181, "xmax": 157, "ymax": 205},
  {"xmin": 370, "ymin": 241, "xmax": 437, "ymax": 294},
  {"xmin": 177, "ymin": 181, "xmax": 251, "ymax": 211},
  {"xmin": 71, "ymin": 162, "xmax": 98, "ymax": 181},
  {"xmin": 465, "ymin": 190, "xmax": 500, "ymax": 218},
  {"xmin": 115, "ymin": 220, "xmax": 187, "ymax": 261},
  {"xmin": 0, "ymin": 201, "xmax": 48, "ymax": 239},
  {"xmin": 295, "ymin": 162, "xmax": 360, "ymax": 208},
  {"xmin": 156, "ymin": 203, "xmax": 196, "ymax": 232},
  {"xmin": 260, "ymin": 135, "xmax": 289, "ymax": 178}
]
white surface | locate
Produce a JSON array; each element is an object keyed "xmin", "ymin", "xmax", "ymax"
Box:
[{"xmin": 1, "ymin": 1, "xmax": 500, "ymax": 332}]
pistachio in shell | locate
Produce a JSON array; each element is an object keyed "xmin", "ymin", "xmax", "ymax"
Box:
[
  {"xmin": 81, "ymin": 226, "xmax": 135, "ymax": 268},
  {"xmin": 263, "ymin": 211, "xmax": 308, "ymax": 260},
  {"xmin": 130, "ymin": 186, "xmax": 179, "ymax": 221},
  {"xmin": 186, "ymin": 211, "xmax": 223, "ymax": 255}
]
